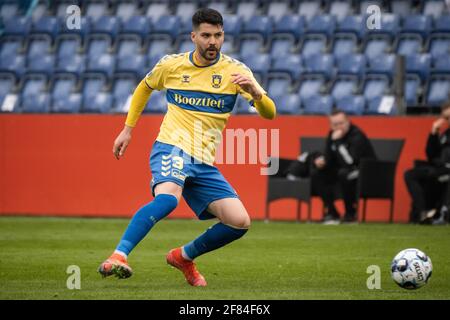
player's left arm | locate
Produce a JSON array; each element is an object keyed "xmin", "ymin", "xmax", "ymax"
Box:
[{"xmin": 232, "ymin": 73, "xmax": 276, "ymax": 120}]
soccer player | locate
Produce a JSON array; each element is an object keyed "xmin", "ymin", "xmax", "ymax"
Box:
[{"xmin": 98, "ymin": 8, "xmax": 276, "ymax": 287}]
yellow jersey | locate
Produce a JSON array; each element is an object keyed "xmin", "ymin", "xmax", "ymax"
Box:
[{"xmin": 143, "ymin": 51, "xmax": 267, "ymax": 165}]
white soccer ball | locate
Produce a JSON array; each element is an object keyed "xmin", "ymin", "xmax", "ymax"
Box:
[{"xmin": 391, "ymin": 248, "xmax": 433, "ymax": 290}]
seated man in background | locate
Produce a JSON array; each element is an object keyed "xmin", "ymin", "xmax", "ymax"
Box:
[
  {"xmin": 404, "ymin": 101, "xmax": 450, "ymax": 224},
  {"xmin": 312, "ymin": 109, "xmax": 376, "ymax": 224}
]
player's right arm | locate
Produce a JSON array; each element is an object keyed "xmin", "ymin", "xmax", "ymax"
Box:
[{"xmin": 113, "ymin": 56, "xmax": 171, "ymax": 160}]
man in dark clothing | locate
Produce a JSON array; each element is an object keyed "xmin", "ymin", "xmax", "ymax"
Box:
[
  {"xmin": 312, "ymin": 109, "xmax": 377, "ymax": 224},
  {"xmin": 404, "ymin": 102, "xmax": 450, "ymax": 224}
]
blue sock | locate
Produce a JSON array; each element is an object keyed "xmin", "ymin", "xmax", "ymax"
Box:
[
  {"xmin": 183, "ymin": 222, "xmax": 248, "ymax": 260},
  {"xmin": 116, "ymin": 194, "xmax": 178, "ymax": 256}
]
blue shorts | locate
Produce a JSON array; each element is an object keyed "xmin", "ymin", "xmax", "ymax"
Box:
[{"xmin": 150, "ymin": 141, "xmax": 239, "ymax": 220}]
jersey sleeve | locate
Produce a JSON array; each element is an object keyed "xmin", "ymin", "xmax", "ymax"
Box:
[
  {"xmin": 143, "ymin": 55, "xmax": 172, "ymax": 91},
  {"xmin": 235, "ymin": 63, "xmax": 267, "ymax": 102}
]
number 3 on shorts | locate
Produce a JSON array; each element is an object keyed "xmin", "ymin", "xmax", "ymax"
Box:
[{"xmin": 172, "ymin": 156, "xmax": 184, "ymax": 170}]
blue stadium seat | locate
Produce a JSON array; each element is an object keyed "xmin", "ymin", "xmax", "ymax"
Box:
[
  {"xmin": 236, "ymin": 2, "xmax": 260, "ymax": 20},
  {"xmin": 335, "ymin": 95, "xmax": 366, "ymax": 115},
  {"xmin": 271, "ymin": 54, "xmax": 303, "ymax": 79},
  {"xmin": 405, "ymin": 54, "xmax": 431, "ymax": 81},
  {"xmin": 116, "ymin": 54, "xmax": 147, "ymax": 78},
  {"xmin": 177, "ymin": 37, "xmax": 195, "ymax": 53},
  {"xmin": 239, "ymin": 37, "xmax": 265, "ymax": 58},
  {"xmin": 21, "ymin": 92, "xmax": 50, "ymax": 113},
  {"xmin": 112, "ymin": 75, "xmax": 137, "ymax": 112},
  {"xmin": 0, "ymin": 37, "xmax": 23, "ymax": 61},
  {"xmin": 175, "ymin": 1, "xmax": 198, "ymax": 21},
  {"xmin": 362, "ymin": 75, "xmax": 390, "ymax": 102},
  {"xmin": 146, "ymin": 36, "xmax": 173, "ymax": 60},
  {"xmin": 332, "ymin": 35, "xmax": 358, "ymax": 59},
  {"xmin": 223, "ymin": 15, "xmax": 242, "ymax": 38},
  {"xmin": 50, "ymin": 73, "xmax": 77, "ymax": 104},
  {"xmin": 367, "ymin": 54, "xmax": 396, "ymax": 79},
  {"xmin": 20, "ymin": 74, "xmax": 49, "ymax": 113},
  {"xmin": 0, "ymin": 72, "xmax": 16, "ymax": 108},
  {"xmin": 423, "ymin": 0, "xmax": 445, "ymax": 19},
  {"xmin": 297, "ymin": 1, "xmax": 321, "ymax": 21},
  {"xmin": 330, "ymin": 76, "xmax": 360, "ymax": 100},
  {"xmin": 83, "ymin": 92, "xmax": 113, "ymax": 113},
  {"xmin": 433, "ymin": 55, "xmax": 450, "ymax": 74},
  {"xmin": 87, "ymin": 53, "xmax": 116, "ymax": 77},
  {"xmin": 404, "ymin": 74, "xmax": 421, "ymax": 107},
  {"xmin": 0, "ymin": 1, "xmax": 19, "ymax": 20},
  {"xmin": 363, "ymin": 36, "xmax": 392, "ymax": 61},
  {"xmin": 336, "ymin": 15, "xmax": 366, "ymax": 40},
  {"xmin": 145, "ymin": 2, "xmax": 170, "ymax": 20},
  {"xmin": 115, "ymin": 2, "xmax": 139, "ymax": 21},
  {"xmin": 242, "ymin": 16, "xmax": 273, "ymax": 40},
  {"xmin": 395, "ymin": 35, "xmax": 423, "ymax": 57},
  {"xmin": 428, "ymin": 35, "xmax": 450, "ymax": 59},
  {"xmin": 208, "ymin": 1, "xmax": 229, "ymax": 15},
  {"xmin": 272, "ymin": 94, "xmax": 301, "ymax": 114},
  {"xmin": 26, "ymin": 35, "xmax": 52, "ymax": 62},
  {"xmin": 306, "ymin": 15, "xmax": 336, "ymax": 38},
  {"xmin": 120, "ymin": 16, "xmax": 151, "ymax": 38},
  {"xmin": 56, "ymin": 34, "xmax": 82, "ymax": 60},
  {"xmin": 390, "ymin": 0, "xmax": 412, "ymax": 17},
  {"xmin": 272, "ymin": 14, "xmax": 305, "ymax": 40},
  {"xmin": 86, "ymin": 35, "xmax": 112, "ymax": 61},
  {"xmin": 31, "ymin": 16, "xmax": 60, "ymax": 38},
  {"xmin": 234, "ymin": 94, "xmax": 257, "ymax": 114},
  {"xmin": 28, "ymin": 54, "xmax": 55, "ymax": 75},
  {"xmin": 55, "ymin": 54, "xmax": 85, "ymax": 76},
  {"xmin": 267, "ymin": 75, "xmax": 292, "ymax": 97},
  {"xmin": 0, "ymin": 54, "xmax": 26, "ymax": 77},
  {"xmin": 426, "ymin": 75, "xmax": 450, "ymax": 106},
  {"xmin": 144, "ymin": 90, "xmax": 167, "ymax": 113},
  {"xmin": 297, "ymin": 76, "xmax": 326, "ymax": 101},
  {"xmin": 300, "ymin": 35, "xmax": 327, "ymax": 59},
  {"xmin": 178, "ymin": 19, "xmax": 193, "ymax": 36},
  {"xmin": 3, "ymin": 17, "xmax": 31, "ymax": 36},
  {"xmin": 366, "ymin": 96, "xmax": 398, "ymax": 115},
  {"xmin": 151, "ymin": 15, "xmax": 180, "ymax": 39},
  {"xmin": 401, "ymin": 15, "xmax": 432, "ymax": 39},
  {"xmin": 303, "ymin": 54, "xmax": 335, "ymax": 80},
  {"xmin": 267, "ymin": 1, "xmax": 291, "ymax": 21},
  {"xmin": 85, "ymin": 2, "xmax": 108, "ymax": 21},
  {"xmin": 90, "ymin": 16, "xmax": 120, "ymax": 38},
  {"xmin": 329, "ymin": 0, "xmax": 352, "ymax": 22},
  {"xmin": 59, "ymin": 16, "xmax": 91, "ymax": 38},
  {"xmin": 116, "ymin": 35, "xmax": 142, "ymax": 59},
  {"xmin": 366, "ymin": 14, "xmax": 400, "ymax": 39},
  {"xmin": 242, "ymin": 54, "xmax": 270, "ymax": 81},
  {"xmin": 302, "ymin": 95, "xmax": 333, "ymax": 115},
  {"xmin": 433, "ymin": 15, "xmax": 450, "ymax": 33},
  {"xmin": 81, "ymin": 73, "xmax": 107, "ymax": 108},
  {"xmin": 52, "ymin": 93, "xmax": 82, "ymax": 113},
  {"xmin": 269, "ymin": 36, "xmax": 296, "ymax": 58}
]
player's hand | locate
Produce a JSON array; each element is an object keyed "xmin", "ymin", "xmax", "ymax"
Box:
[
  {"xmin": 231, "ymin": 73, "xmax": 262, "ymax": 101},
  {"xmin": 314, "ymin": 156, "xmax": 326, "ymax": 169},
  {"xmin": 331, "ymin": 129, "xmax": 344, "ymax": 140},
  {"xmin": 113, "ymin": 126, "xmax": 133, "ymax": 160},
  {"xmin": 431, "ymin": 118, "xmax": 446, "ymax": 135}
]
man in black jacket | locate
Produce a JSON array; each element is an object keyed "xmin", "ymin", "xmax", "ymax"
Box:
[
  {"xmin": 404, "ymin": 102, "xmax": 450, "ymax": 223},
  {"xmin": 312, "ymin": 109, "xmax": 376, "ymax": 224}
]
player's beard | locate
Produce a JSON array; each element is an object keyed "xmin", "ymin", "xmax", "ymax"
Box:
[{"xmin": 199, "ymin": 46, "xmax": 220, "ymax": 61}]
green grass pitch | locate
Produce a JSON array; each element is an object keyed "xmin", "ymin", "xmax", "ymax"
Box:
[{"xmin": 0, "ymin": 216, "xmax": 449, "ymax": 300}]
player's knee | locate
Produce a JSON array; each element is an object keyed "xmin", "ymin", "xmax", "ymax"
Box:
[{"xmin": 232, "ymin": 213, "xmax": 251, "ymax": 229}]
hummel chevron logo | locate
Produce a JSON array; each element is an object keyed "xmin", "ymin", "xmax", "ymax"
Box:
[
  {"xmin": 162, "ymin": 165, "xmax": 171, "ymax": 171},
  {"xmin": 162, "ymin": 155, "xmax": 172, "ymax": 160},
  {"xmin": 161, "ymin": 171, "xmax": 170, "ymax": 177},
  {"xmin": 161, "ymin": 160, "xmax": 171, "ymax": 165}
]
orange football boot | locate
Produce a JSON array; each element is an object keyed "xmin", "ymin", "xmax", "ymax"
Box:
[{"xmin": 166, "ymin": 248, "xmax": 207, "ymax": 287}]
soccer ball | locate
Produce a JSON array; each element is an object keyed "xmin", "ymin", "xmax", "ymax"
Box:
[{"xmin": 391, "ymin": 248, "xmax": 432, "ymax": 290}]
